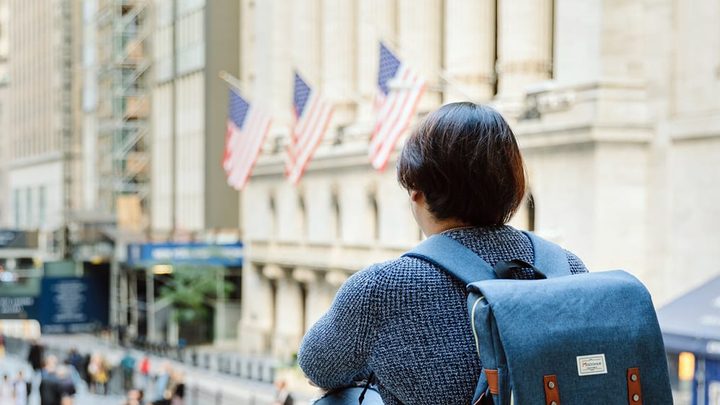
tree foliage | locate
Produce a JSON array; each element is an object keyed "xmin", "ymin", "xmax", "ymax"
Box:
[{"xmin": 157, "ymin": 265, "xmax": 234, "ymax": 323}]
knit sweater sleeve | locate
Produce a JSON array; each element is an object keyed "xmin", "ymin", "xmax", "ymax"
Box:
[{"xmin": 297, "ymin": 264, "xmax": 381, "ymax": 389}]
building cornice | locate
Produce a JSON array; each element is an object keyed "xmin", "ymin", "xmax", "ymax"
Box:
[{"xmin": 6, "ymin": 152, "xmax": 64, "ymax": 170}]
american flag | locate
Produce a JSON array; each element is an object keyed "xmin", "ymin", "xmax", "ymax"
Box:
[
  {"xmin": 285, "ymin": 72, "xmax": 334, "ymax": 184},
  {"xmin": 369, "ymin": 42, "xmax": 427, "ymax": 171},
  {"xmin": 223, "ymin": 88, "xmax": 272, "ymax": 190}
]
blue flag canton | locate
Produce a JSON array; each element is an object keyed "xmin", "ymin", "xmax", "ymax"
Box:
[
  {"xmin": 378, "ymin": 43, "xmax": 402, "ymax": 96},
  {"xmin": 229, "ymin": 89, "xmax": 250, "ymax": 129},
  {"xmin": 293, "ymin": 72, "xmax": 312, "ymax": 118}
]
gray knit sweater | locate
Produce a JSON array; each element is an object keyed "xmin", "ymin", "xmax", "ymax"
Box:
[{"xmin": 298, "ymin": 226, "xmax": 588, "ymax": 404}]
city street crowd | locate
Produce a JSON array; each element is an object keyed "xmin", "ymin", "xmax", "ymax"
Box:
[{"xmin": 1, "ymin": 337, "xmax": 186, "ymax": 405}]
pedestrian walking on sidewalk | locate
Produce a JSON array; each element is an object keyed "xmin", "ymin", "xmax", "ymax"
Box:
[
  {"xmin": 12, "ymin": 371, "xmax": 28, "ymax": 405},
  {"xmin": 272, "ymin": 380, "xmax": 294, "ymax": 405},
  {"xmin": 0, "ymin": 375, "xmax": 14, "ymax": 405},
  {"xmin": 55, "ymin": 367, "xmax": 75, "ymax": 405},
  {"xmin": 27, "ymin": 341, "xmax": 44, "ymax": 373},
  {"xmin": 120, "ymin": 352, "xmax": 136, "ymax": 391},
  {"xmin": 39, "ymin": 356, "xmax": 62, "ymax": 405},
  {"xmin": 138, "ymin": 356, "xmax": 150, "ymax": 390},
  {"xmin": 87, "ymin": 353, "xmax": 108, "ymax": 395}
]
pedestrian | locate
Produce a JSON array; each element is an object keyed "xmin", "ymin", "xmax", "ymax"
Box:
[
  {"xmin": 0, "ymin": 334, "xmax": 5, "ymax": 359},
  {"xmin": 120, "ymin": 351, "xmax": 136, "ymax": 391},
  {"xmin": 55, "ymin": 367, "xmax": 75, "ymax": 405},
  {"xmin": 65, "ymin": 349, "xmax": 83, "ymax": 378},
  {"xmin": 39, "ymin": 356, "xmax": 61, "ymax": 405},
  {"xmin": 272, "ymin": 380, "xmax": 294, "ymax": 405},
  {"xmin": 138, "ymin": 356, "xmax": 150, "ymax": 390},
  {"xmin": 12, "ymin": 371, "xmax": 28, "ymax": 405},
  {"xmin": 169, "ymin": 370, "xmax": 184, "ymax": 405},
  {"xmin": 79, "ymin": 354, "xmax": 91, "ymax": 387},
  {"xmin": 0, "ymin": 375, "xmax": 13, "ymax": 405},
  {"xmin": 87, "ymin": 353, "xmax": 108, "ymax": 395},
  {"xmin": 27, "ymin": 340, "xmax": 44, "ymax": 373},
  {"xmin": 297, "ymin": 102, "xmax": 589, "ymax": 403},
  {"xmin": 124, "ymin": 388, "xmax": 144, "ymax": 405},
  {"xmin": 150, "ymin": 362, "xmax": 172, "ymax": 405}
]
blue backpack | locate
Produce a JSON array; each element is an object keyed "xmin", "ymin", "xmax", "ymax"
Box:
[{"xmin": 404, "ymin": 231, "xmax": 673, "ymax": 405}]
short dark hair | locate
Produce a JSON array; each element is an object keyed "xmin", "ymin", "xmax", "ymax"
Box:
[{"xmin": 397, "ymin": 102, "xmax": 526, "ymax": 227}]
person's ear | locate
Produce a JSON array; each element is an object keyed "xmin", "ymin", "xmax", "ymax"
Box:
[{"xmin": 410, "ymin": 190, "xmax": 423, "ymax": 203}]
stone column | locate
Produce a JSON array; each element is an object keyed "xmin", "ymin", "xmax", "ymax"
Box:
[
  {"xmin": 355, "ymin": 0, "xmax": 397, "ymax": 130},
  {"xmin": 356, "ymin": 0, "xmax": 396, "ymax": 127},
  {"xmin": 321, "ymin": 0, "xmax": 356, "ymax": 129},
  {"xmin": 321, "ymin": 0, "xmax": 362, "ymax": 128},
  {"xmin": 292, "ymin": 267, "xmax": 319, "ymax": 333},
  {"xmin": 239, "ymin": 263, "xmax": 276, "ymax": 355},
  {"xmin": 292, "ymin": 0, "xmax": 321, "ymax": 84},
  {"xmin": 444, "ymin": 0, "xmax": 496, "ymax": 103},
  {"xmin": 273, "ymin": 268, "xmax": 304, "ymax": 361},
  {"xmin": 397, "ymin": 0, "xmax": 443, "ymax": 111},
  {"xmin": 252, "ymin": 0, "xmax": 292, "ymax": 126},
  {"xmin": 496, "ymin": 0, "xmax": 553, "ymax": 115}
]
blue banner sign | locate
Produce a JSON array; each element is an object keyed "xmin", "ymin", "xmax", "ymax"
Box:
[
  {"xmin": 34, "ymin": 276, "xmax": 109, "ymax": 334},
  {"xmin": 126, "ymin": 241, "xmax": 243, "ymax": 267}
]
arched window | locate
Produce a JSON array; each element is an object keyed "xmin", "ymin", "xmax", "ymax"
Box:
[
  {"xmin": 331, "ymin": 186, "xmax": 341, "ymax": 240},
  {"xmin": 369, "ymin": 194, "xmax": 379, "ymax": 241},
  {"xmin": 298, "ymin": 191, "xmax": 307, "ymax": 239},
  {"xmin": 268, "ymin": 191, "xmax": 277, "ymax": 238}
]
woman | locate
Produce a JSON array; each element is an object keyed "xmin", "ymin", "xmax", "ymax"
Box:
[
  {"xmin": 0, "ymin": 375, "xmax": 13, "ymax": 405},
  {"xmin": 298, "ymin": 102, "xmax": 588, "ymax": 404}
]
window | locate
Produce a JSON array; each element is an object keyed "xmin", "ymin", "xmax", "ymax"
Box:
[
  {"xmin": 38, "ymin": 186, "xmax": 46, "ymax": 226},
  {"xmin": 368, "ymin": 192, "xmax": 379, "ymax": 241},
  {"xmin": 175, "ymin": 10, "xmax": 205, "ymax": 75},
  {"xmin": 13, "ymin": 189, "xmax": 20, "ymax": 228},
  {"xmin": 331, "ymin": 187, "xmax": 341, "ymax": 240},
  {"xmin": 298, "ymin": 193, "xmax": 306, "ymax": 239},
  {"xmin": 268, "ymin": 192, "xmax": 277, "ymax": 238},
  {"xmin": 26, "ymin": 187, "xmax": 33, "ymax": 228}
]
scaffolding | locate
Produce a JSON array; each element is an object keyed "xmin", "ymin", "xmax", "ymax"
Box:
[{"xmin": 96, "ymin": 0, "xmax": 150, "ymax": 231}]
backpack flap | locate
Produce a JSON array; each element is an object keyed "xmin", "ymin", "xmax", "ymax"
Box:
[{"xmin": 467, "ymin": 270, "xmax": 672, "ymax": 405}]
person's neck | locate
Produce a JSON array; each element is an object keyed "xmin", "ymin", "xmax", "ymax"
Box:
[{"xmin": 423, "ymin": 219, "xmax": 470, "ymax": 236}]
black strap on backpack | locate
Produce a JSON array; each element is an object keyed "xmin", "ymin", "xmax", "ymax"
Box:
[{"xmin": 403, "ymin": 230, "xmax": 571, "ymax": 284}]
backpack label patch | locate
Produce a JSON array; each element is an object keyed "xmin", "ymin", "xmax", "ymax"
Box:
[{"xmin": 576, "ymin": 354, "xmax": 607, "ymax": 376}]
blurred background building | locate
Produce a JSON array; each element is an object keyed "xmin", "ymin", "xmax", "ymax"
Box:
[
  {"xmin": 2, "ymin": 0, "xmax": 79, "ymax": 253},
  {"xmin": 0, "ymin": 0, "xmax": 8, "ymax": 227},
  {"xmin": 0, "ymin": 0, "xmax": 718, "ymax": 403}
]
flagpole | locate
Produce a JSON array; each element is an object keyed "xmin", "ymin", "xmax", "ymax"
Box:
[{"xmin": 219, "ymin": 70, "xmax": 244, "ymax": 93}]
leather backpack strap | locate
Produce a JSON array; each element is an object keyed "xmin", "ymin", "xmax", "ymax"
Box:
[
  {"xmin": 521, "ymin": 231, "xmax": 572, "ymax": 277},
  {"xmin": 403, "ymin": 234, "xmax": 495, "ymax": 285}
]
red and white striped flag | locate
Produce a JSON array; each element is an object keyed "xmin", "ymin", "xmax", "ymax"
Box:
[
  {"xmin": 285, "ymin": 72, "xmax": 334, "ymax": 184},
  {"xmin": 223, "ymin": 88, "xmax": 272, "ymax": 190},
  {"xmin": 369, "ymin": 42, "xmax": 426, "ymax": 171}
]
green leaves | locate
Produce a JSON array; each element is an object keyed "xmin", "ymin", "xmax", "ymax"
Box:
[{"xmin": 157, "ymin": 265, "xmax": 235, "ymax": 323}]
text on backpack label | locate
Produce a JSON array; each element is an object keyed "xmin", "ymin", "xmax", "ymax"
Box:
[{"xmin": 576, "ymin": 354, "xmax": 608, "ymax": 376}]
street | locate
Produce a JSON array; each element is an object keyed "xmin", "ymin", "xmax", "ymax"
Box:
[{"xmin": 0, "ymin": 355, "xmax": 124, "ymax": 405}]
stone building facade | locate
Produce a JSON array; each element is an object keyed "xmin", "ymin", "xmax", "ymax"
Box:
[
  {"xmin": 235, "ymin": 0, "xmax": 720, "ymax": 360},
  {"xmin": 1, "ymin": 0, "xmax": 81, "ymax": 257}
]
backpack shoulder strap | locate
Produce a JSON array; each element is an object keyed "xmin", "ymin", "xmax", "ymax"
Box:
[
  {"xmin": 521, "ymin": 231, "xmax": 572, "ymax": 277},
  {"xmin": 403, "ymin": 234, "xmax": 495, "ymax": 285}
]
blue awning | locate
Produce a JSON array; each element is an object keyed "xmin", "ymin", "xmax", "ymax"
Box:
[
  {"xmin": 126, "ymin": 241, "xmax": 244, "ymax": 267},
  {"xmin": 658, "ymin": 275, "xmax": 720, "ymax": 360}
]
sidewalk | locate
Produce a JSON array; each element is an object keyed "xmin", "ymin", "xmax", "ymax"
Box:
[
  {"xmin": 0, "ymin": 354, "xmax": 124, "ymax": 405},
  {"xmin": 25, "ymin": 334, "xmax": 314, "ymax": 405}
]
